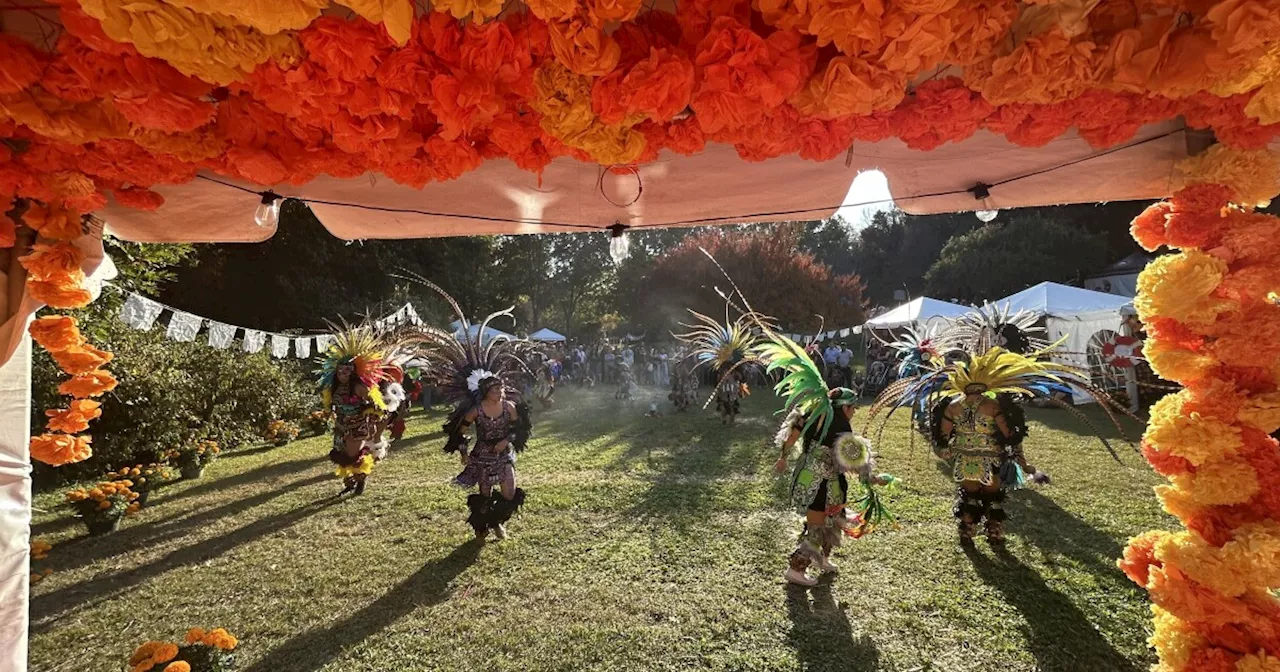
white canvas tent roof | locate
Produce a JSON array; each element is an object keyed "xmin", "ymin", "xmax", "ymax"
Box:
[
  {"xmin": 864, "ymin": 297, "xmax": 972, "ymax": 330},
  {"xmin": 530, "ymin": 328, "xmax": 567, "ymax": 342},
  {"xmin": 450, "ymin": 321, "xmax": 516, "ymax": 343},
  {"xmin": 994, "ymin": 281, "xmax": 1134, "ymax": 321}
]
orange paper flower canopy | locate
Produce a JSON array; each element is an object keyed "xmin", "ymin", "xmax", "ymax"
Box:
[{"xmin": 0, "ymin": 0, "xmax": 1277, "ymax": 239}]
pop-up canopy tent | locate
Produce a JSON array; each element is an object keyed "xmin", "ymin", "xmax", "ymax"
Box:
[
  {"xmin": 530, "ymin": 328, "xmax": 567, "ymax": 342},
  {"xmin": 1083, "ymin": 252, "xmax": 1155, "ymax": 298},
  {"xmin": 449, "ymin": 320, "xmax": 516, "ymax": 344},
  {"xmin": 1, "ymin": 1, "xmax": 1278, "ymax": 669},
  {"xmin": 990, "ymin": 282, "xmax": 1136, "ymax": 403},
  {"xmin": 864, "ymin": 297, "xmax": 973, "ymax": 331}
]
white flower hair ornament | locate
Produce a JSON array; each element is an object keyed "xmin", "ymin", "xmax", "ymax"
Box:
[{"xmin": 466, "ymin": 369, "xmax": 498, "ymax": 393}]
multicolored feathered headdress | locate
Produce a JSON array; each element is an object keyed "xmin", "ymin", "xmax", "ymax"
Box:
[
  {"xmin": 674, "ymin": 308, "xmax": 768, "ymax": 408},
  {"xmin": 952, "ymin": 303, "xmax": 1050, "ymax": 357},
  {"xmin": 392, "ymin": 272, "xmax": 532, "ymax": 408},
  {"xmin": 755, "ymin": 334, "xmax": 856, "ymax": 442},
  {"xmin": 316, "ymin": 322, "xmax": 392, "ymax": 410},
  {"xmin": 877, "ymin": 319, "xmax": 963, "ymax": 379}
]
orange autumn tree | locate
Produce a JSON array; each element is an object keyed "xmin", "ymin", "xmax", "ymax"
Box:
[{"xmin": 645, "ymin": 226, "xmax": 866, "ymax": 334}]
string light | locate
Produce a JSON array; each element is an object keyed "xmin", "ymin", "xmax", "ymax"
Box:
[
  {"xmin": 254, "ymin": 191, "xmax": 281, "ymax": 228},
  {"xmin": 608, "ymin": 222, "xmax": 631, "ymax": 264},
  {"xmin": 968, "ymin": 182, "xmax": 999, "ymax": 222}
]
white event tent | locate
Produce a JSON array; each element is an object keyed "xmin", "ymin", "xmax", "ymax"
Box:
[
  {"xmin": 530, "ymin": 328, "xmax": 567, "ymax": 342},
  {"xmin": 991, "ymin": 282, "xmax": 1135, "ymax": 403},
  {"xmin": 863, "ymin": 297, "xmax": 973, "ymax": 330}
]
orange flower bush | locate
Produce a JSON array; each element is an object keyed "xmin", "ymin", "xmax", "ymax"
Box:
[
  {"xmin": 1120, "ymin": 160, "xmax": 1280, "ymax": 671},
  {"xmin": 128, "ymin": 629, "xmax": 238, "ymax": 672}
]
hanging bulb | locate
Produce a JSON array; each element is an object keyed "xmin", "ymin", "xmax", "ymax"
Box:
[
  {"xmin": 975, "ymin": 209, "xmax": 998, "ymax": 222},
  {"xmin": 608, "ymin": 222, "xmax": 631, "ymax": 264},
  {"xmin": 966, "ymin": 182, "xmax": 997, "ymax": 223},
  {"xmin": 254, "ymin": 191, "xmax": 281, "ymax": 228}
]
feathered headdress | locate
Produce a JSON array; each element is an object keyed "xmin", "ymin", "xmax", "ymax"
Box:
[
  {"xmin": 952, "ymin": 303, "xmax": 1051, "ymax": 357},
  {"xmin": 316, "ymin": 322, "xmax": 392, "ymax": 410},
  {"xmin": 877, "ymin": 319, "xmax": 963, "ymax": 379},
  {"xmin": 674, "ymin": 308, "xmax": 769, "ymax": 408},
  {"xmin": 392, "ymin": 272, "xmax": 533, "ymax": 408}
]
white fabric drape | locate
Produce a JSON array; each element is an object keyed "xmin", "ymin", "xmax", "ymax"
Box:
[
  {"xmin": 294, "ymin": 337, "xmax": 311, "ymax": 359},
  {"xmin": 314, "ymin": 334, "xmax": 335, "ymax": 353},
  {"xmin": 165, "ymin": 311, "xmax": 202, "ymax": 343},
  {"xmin": 0, "ymin": 337, "xmax": 31, "ymax": 671},
  {"xmin": 207, "ymin": 322, "xmax": 236, "ymax": 349},
  {"xmin": 271, "ymin": 334, "xmax": 290, "ymax": 359},
  {"xmin": 120, "ymin": 293, "xmax": 163, "ymax": 331},
  {"xmin": 242, "ymin": 330, "xmax": 266, "ymax": 354}
]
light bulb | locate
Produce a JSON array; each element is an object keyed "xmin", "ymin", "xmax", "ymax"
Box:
[
  {"xmin": 254, "ymin": 193, "xmax": 281, "ymax": 228},
  {"xmin": 975, "ymin": 209, "xmax": 998, "ymax": 223},
  {"xmin": 608, "ymin": 223, "xmax": 631, "ymax": 264}
]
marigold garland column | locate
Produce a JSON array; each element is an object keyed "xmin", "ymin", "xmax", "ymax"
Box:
[{"xmin": 1119, "ymin": 147, "xmax": 1280, "ymax": 672}]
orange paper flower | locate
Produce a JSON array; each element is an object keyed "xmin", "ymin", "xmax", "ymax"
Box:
[
  {"xmin": 45, "ymin": 400, "xmax": 103, "ymax": 434},
  {"xmin": 58, "ymin": 369, "xmax": 118, "ymax": 398},
  {"xmin": 22, "ymin": 203, "xmax": 84, "ymax": 242},
  {"xmin": 18, "ymin": 241, "xmax": 85, "ymax": 286},
  {"xmin": 29, "ymin": 433, "xmax": 92, "ymax": 467},
  {"xmin": 28, "ymin": 281, "xmax": 92, "ymax": 310},
  {"xmin": 50, "ymin": 343, "xmax": 113, "ymax": 375},
  {"xmin": 28, "ymin": 315, "xmax": 85, "ymax": 353}
]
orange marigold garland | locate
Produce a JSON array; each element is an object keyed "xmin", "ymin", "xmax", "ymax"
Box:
[
  {"xmin": 1121, "ymin": 146, "xmax": 1280, "ymax": 672},
  {"xmin": 14, "ymin": 203, "xmax": 110, "ymax": 468}
]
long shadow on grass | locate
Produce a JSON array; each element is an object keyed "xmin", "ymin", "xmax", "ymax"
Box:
[
  {"xmin": 1007, "ymin": 490, "xmax": 1132, "ymax": 578},
  {"xmin": 31, "ymin": 495, "xmax": 342, "ymax": 631},
  {"xmin": 42, "ymin": 473, "xmax": 329, "ymax": 577},
  {"xmin": 785, "ymin": 583, "xmax": 880, "ymax": 671},
  {"xmin": 966, "ymin": 546, "xmax": 1138, "ymax": 672},
  {"xmin": 243, "ymin": 540, "xmax": 483, "ymax": 672},
  {"xmin": 158, "ymin": 455, "xmax": 326, "ymax": 509}
]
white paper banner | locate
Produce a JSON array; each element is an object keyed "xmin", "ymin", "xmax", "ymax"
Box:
[
  {"xmin": 243, "ymin": 330, "xmax": 266, "ymax": 354},
  {"xmin": 314, "ymin": 334, "xmax": 335, "ymax": 353},
  {"xmin": 840, "ymin": 328, "xmax": 851, "ymax": 337},
  {"xmin": 270, "ymin": 334, "xmax": 291, "ymax": 359},
  {"xmin": 120, "ymin": 293, "xmax": 164, "ymax": 331},
  {"xmin": 294, "ymin": 337, "xmax": 312, "ymax": 359},
  {"xmin": 166, "ymin": 311, "xmax": 202, "ymax": 343},
  {"xmin": 207, "ymin": 321, "xmax": 236, "ymax": 349}
]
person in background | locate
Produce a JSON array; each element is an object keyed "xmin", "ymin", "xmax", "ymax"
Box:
[
  {"xmin": 604, "ymin": 347, "xmax": 617, "ymax": 384},
  {"xmin": 623, "ymin": 345, "xmax": 635, "ymax": 371},
  {"xmin": 658, "ymin": 349, "xmax": 670, "ymax": 387},
  {"xmin": 824, "ymin": 342, "xmax": 840, "ymax": 370},
  {"xmin": 836, "ymin": 343, "xmax": 853, "ymax": 388}
]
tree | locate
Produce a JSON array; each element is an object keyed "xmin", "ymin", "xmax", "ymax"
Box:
[
  {"xmin": 640, "ymin": 225, "xmax": 866, "ymax": 334},
  {"xmin": 548, "ymin": 233, "xmax": 613, "ymax": 335},
  {"xmin": 923, "ymin": 214, "xmax": 1110, "ymax": 303},
  {"xmin": 493, "ymin": 235, "xmax": 554, "ymax": 327},
  {"xmin": 847, "ymin": 210, "xmax": 980, "ymax": 306}
]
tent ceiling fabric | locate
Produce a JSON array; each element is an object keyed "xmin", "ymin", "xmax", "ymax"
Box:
[{"xmin": 100, "ymin": 124, "xmax": 1188, "ymax": 243}]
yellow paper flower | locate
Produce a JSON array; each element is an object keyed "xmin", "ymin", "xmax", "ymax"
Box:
[
  {"xmin": 1238, "ymin": 393, "xmax": 1280, "ymax": 433},
  {"xmin": 1143, "ymin": 339, "xmax": 1218, "ymax": 386},
  {"xmin": 1135, "ymin": 251, "xmax": 1231, "ymax": 327},
  {"xmin": 1170, "ymin": 458, "xmax": 1260, "ymax": 507},
  {"xmin": 1148, "ymin": 606, "xmax": 1203, "ymax": 672},
  {"xmin": 1146, "ymin": 392, "xmax": 1244, "ymax": 466},
  {"xmin": 1176, "ymin": 145, "xmax": 1280, "ymax": 209},
  {"xmin": 1156, "ymin": 522, "xmax": 1280, "ymax": 598}
]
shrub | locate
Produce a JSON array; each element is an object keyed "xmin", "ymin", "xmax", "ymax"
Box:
[
  {"xmin": 32, "ymin": 316, "xmax": 316, "ymax": 488},
  {"xmin": 128, "ymin": 628, "xmax": 239, "ymax": 672}
]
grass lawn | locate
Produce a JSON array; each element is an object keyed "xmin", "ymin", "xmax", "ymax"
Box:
[{"xmin": 29, "ymin": 387, "xmax": 1173, "ymax": 671}]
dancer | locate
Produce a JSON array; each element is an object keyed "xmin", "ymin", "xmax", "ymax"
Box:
[
  {"xmin": 397, "ymin": 276, "xmax": 534, "ymax": 541},
  {"xmin": 616, "ymin": 362, "xmax": 637, "ymax": 401},
  {"xmin": 668, "ymin": 361, "xmax": 698, "ymax": 412},
  {"xmin": 869, "ymin": 342, "xmax": 1134, "ymax": 545},
  {"xmin": 316, "ymin": 325, "xmax": 391, "ymax": 496},
  {"xmin": 382, "ymin": 366, "xmax": 408, "ymax": 443},
  {"xmin": 763, "ymin": 335, "xmax": 896, "ymax": 586},
  {"xmin": 534, "ymin": 358, "xmax": 556, "ymax": 409},
  {"xmin": 674, "ymin": 309, "xmax": 764, "ymax": 425}
]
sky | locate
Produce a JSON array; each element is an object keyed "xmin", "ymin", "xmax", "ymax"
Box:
[{"xmin": 833, "ymin": 170, "xmax": 895, "ymax": 229}]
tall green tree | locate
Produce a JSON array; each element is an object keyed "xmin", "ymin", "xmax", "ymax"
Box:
[{"xmin": 923, "ymin": 214, "xmax": 1109, "ymax": 303}]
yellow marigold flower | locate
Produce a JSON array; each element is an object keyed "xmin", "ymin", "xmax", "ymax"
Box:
[
  {"xmin": 1149, "ymin": 606, "xmax": 1202, "ymax": 672},
  {"xmin": 1135, "ymin": 251, "xmax": 1231, "ymax": 327},
  {"xmin": 97, "ymin": 500, "xmax": 112, "ymax": 510},
  {"xmin": 88, "ymin": 488, "xmax": 103, "ymax": 499},
  {"xmin": 1146, "ymin": 392, "xmax": 1244, "ymax": 466},
  {"xmin": 184, "ymin": 628, "xmax": 206, "ymax": 645},
  {"xmin": 162, "ymin": 663, "xmax": 192, "ymax": 672}
]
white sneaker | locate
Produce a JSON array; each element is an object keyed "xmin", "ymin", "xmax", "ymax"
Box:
[
  {"xmin": 816, "ymin": 555, "xmax": 838, "ymax": 573},
  {"xmin": 784, "ymin": 568, "xmax": 818, "ymax": 587},
  {"xmin": 493, "ymin": 524, "xmax": 508, "ymax": 541}
]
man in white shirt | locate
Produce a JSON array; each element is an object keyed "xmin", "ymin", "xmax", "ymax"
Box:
[{"xmin": 836, "ymin": 344, "xmax": 853, "ymax": 387}]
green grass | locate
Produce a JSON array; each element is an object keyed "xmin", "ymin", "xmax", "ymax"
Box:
[{"xmin": 29, "ymin": 388, "xmax": 1173, "ymax": 672}]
